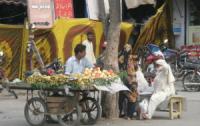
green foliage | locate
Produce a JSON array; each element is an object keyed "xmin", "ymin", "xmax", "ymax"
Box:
[
  {"xmin": 118, "ymin": 71, "xmax": 128, "ymax": 82},
  {"xmin": 29, "ymin": 77, "xmax": 119, "ymax": 90},
  {"xmin": 93, "ymin": 77, "xmax": 118, "ymax": 86}
]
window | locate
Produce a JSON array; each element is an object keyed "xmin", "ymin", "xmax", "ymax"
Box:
[{"xmin": 188, "ymin": 0, "xmax": 200, "ymax": 26}]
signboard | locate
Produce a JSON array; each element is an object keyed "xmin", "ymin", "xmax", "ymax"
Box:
[
  {"xmin": 54, "ymin": 0, "xmax": 74, "ymax": 18},
  {"xmin": 173, "ymin": 23, "xmax": 182, "ymax": 35},
  {"xmin": 188, "ymin": 26, "xmax": 200, "ymax": 45},
  {"xmin": 27, "ymin": 0, "xmax": 54, "ymax": 29}
]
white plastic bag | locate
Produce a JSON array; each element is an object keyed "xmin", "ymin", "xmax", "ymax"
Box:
[{"xmin": 139, "ymin": 98, "xmax": 149, "ymax": 114}]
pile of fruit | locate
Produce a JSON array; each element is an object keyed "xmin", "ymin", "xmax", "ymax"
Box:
[
  {"xmin": 82, "ymin": 68, "xmax": 118, "ymax": 86},
  {"xmin": 83, "ymin": 67, "xmax": 116, "ymax": 79},
  {"xmin": 27, "ymin": 74, "xmax": 70, "ymax": 89},
  {"xmin": 26, "ymin": 68, "xmax": 118, "ymax": 89}
]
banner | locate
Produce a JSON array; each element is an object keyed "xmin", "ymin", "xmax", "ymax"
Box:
[
  {"xmin": 133, "ymin": 1, "xmax": 174, "ymax": 52},
  {"xmin": 54, "ymin": 0, "xmax": 74, "ymax": 18},
  {"xmin": 188, "ymin": 26, "xmax": 200, "ymax": 45},
  {"xmin": 27, "ymin": 0, "xmax": 54, "ymax": 29},
  {"xmin": 0, "ymin": 24, "xmax": 24, "ymax": 80},
  {"xmin": 125, "ymin": 0, "xmax": 155, "ymax": 9},
  {"xmin": 119, "ymin": 22, "xmax": 134, "ymax": 50}
]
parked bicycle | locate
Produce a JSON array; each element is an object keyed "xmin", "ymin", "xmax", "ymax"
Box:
[
  {"xmin": 79, "ymin": 91, "xmax": 101, "ymax": 125},
  {"xmin": 0, "ymin": 50, "xmax": 18, "ymax": 99},
  {"xmin": 182, "ymin": 63, "xmax": 200, "ymax": 92}
]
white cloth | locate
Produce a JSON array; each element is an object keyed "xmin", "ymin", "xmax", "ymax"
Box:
[
  {"xmin": 146, "ymin": 91, "xmax": 168, "ymax": 118},
  {"xmin": 104, "ymin": 0, "xmax": 110, "ymax": 14},
  {"xmin": 82, "ymin": 40, "xmax": 96, "ymax": 64},
  {"xmin": 86, "ymin": 0, "xmax": 99, "ymax": 20},
  {"xmin": 94, "ymin": 78, "xmax": 129, "ymax": 93},
  {"xmin": 145, "ymin": 59, "xmax": 175, "ymax": 119},
  {"xmin": 146, "ymin": 63, "xmax": 155, "ymax": 73},
  {"xmin": 136, "ymin": 68, "xmax": 153, "ymax": 94},
  {"xmin": 153, "ymin": 59, "xmax": 175, "ymax": 95},
  {"xmin": 125, "ymin": 0, "xmax": 156, "ymax": 9}
]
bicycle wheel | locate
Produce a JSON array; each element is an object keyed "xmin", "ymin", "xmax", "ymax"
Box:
[
  {"xmin": 24, "ymin": 97, "xmax": 47, "ymax": 126},
  {"xmin": 182, "ymin": 72, "xmax": 200, "ymax": 92},
  {"xmin": 79, "ymin": 97, "xmax": 101, "ymax": 125},
  {"xmin": 170, "ymin": 63, "xmax": 184, "ymax": 78},
  {"xmin": 57, "ymin": 104, "xmax": 81, "ymax": 126}
]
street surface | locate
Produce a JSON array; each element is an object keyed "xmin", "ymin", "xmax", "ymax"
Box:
[{"xmin": 0, "ymin": 81, "xmax": 200, "ymax": 126}]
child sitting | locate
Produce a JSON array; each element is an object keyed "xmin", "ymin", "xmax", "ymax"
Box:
[
  {"xmin": 125, "ymin": 54, "xmax": 139, "ymax": 119},
  {"xmin": 124, "ymin": 74, "xmax": 138, "ymax": 120}
]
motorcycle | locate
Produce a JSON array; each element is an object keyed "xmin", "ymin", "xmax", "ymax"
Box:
[
  {"xmin": 147, "ymin": 42, "xmax": 178, "ymax": 65},
  {"xmin": 137, "ymin": 40, "xmax": 178, "ymax": 72},
  {"xmin": 173, "ymin": 49, "xmax": 200, "ymax": 79}
]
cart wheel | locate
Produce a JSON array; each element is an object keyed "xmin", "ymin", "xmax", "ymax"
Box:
[
  {"xmin": 57, "ymin": 104, "xmax": 81, "ymax": 126},
  {"xmin": 79, "ymin": 97, "xmax": 101, "ymax": 125},
  {"xmin": 24, "ymin": 97, "xmax": 47, "ymax": 126}
]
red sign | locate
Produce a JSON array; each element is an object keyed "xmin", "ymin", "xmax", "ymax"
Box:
[
  {"xmin": 54, "ymin": 0, "xmax": 74, "ymax": 18},
  {"xmin": 27, "ymin": 0, "xmax": 54, "ymax": 29}
]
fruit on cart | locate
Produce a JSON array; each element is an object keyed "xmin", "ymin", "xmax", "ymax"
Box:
[
  {"xmin": 26, "ymin": 68, "xmax": 118, "ymax": 89},
  {"xmin": 26, "ymin": 74, "xmax": 70, "ymax": 88},
  {"xmin": 70, "ymin": 73, "xmax": 91, "ymax": 87},
  {"xmin": 47, "ymin": 68, "xmax": 55, "ymax": 75},
  {"xmin": 82, "ymin": 68, "xmax": 117, "ymax": 79}
]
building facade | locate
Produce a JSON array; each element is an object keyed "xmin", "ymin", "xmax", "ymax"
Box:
[{"xmin": 173, "ymin": 0, "xmax": 200, "ymax": 48}]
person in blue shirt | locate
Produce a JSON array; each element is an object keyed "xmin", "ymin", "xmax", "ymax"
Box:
[{"xmin": 65, "ymin": 44, "xmax": 94, "ymax": 74}]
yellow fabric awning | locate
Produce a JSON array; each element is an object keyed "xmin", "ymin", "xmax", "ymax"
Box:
[{"xmin": 133, "ymin": 0, "xmax": 174, "ymax": 53}]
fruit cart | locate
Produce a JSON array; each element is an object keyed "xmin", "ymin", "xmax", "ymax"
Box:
[
  {"xmin": 7, "ymin": 82, "xmax": 101, "ymax": 126},
  {"xmin": 5, "ymin": 68, "xmax": 123, "ymax": 126}
]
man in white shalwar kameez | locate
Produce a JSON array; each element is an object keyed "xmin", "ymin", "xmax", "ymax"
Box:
[
  {"xmin": 143, "ymin": 59, "xmax": 175, "ymax": 119},
  {"xmin": 82, "ymin": 32, "xmax": 96, "ymax": 65}
]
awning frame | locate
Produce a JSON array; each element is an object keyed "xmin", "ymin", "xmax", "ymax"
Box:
[{"xmin": 0, "ymin": 0, "xmax": 26, "ymax": 6}]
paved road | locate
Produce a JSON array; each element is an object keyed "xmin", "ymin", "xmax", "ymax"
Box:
[{"xmin": 0, "ymin": 81, "xmax": 200, "ymax": 126}]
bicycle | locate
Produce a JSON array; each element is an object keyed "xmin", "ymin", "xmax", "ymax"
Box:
[
  {"xmin": 79, "ymin": 90, "xmax": 101, "ymax": 125},
  {"xmin": 182, "ymin": 64, "xmax": 200, "ymax": 92},
  {"xmin": 0, "ymin": 50, "xmax": 18, "ymax": 99}
]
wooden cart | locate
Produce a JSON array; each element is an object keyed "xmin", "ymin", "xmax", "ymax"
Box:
[{"xmin": 7, "ymin": 82, "xmax": 101, "ymax": 126}]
